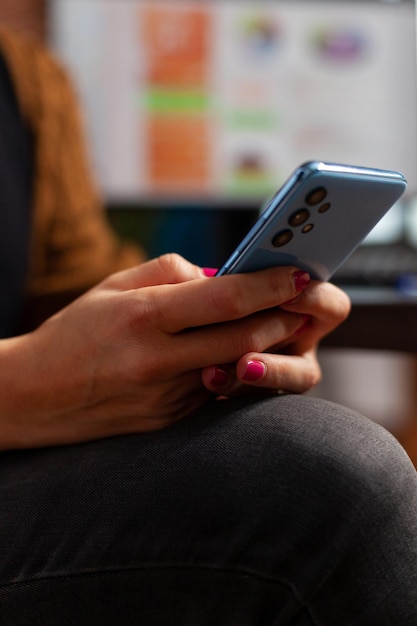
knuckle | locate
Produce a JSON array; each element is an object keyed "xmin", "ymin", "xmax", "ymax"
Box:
[
  {"xmin": 129, "ymin": 294, "xmax": 160, "ymax": 328},
  {"xmin": 264, "ymin": 267, "xmax": 297, "ymax": 304},
  {"xmin": 121, "ymin": 292, "xmax": 166, "ymax": 339},
  {"xmin": 273, "ymin": 359, "xmax": 290, "ymax": 383},
  {"xmin": 155, "ymin": 253, "xmax": 184, "ymax": 277},
  {"xmin": 303, "ymin": 363, "xmax": 322, "ymax": 391},
  {"xmin": 318, "ymin": 283, "xmax": 352, "ymax": 322},
  {"xmin": 209, "ymin": 280, "xmax": 247, "ymax": 319},
  {"xmin": 278, "ymin": 358, "xmax": 321, "ymax": 393},
  {"xmin": 307, "ymin": 368, "xmax": 321, "ymax": 391},
  {"xmin": 155, "ymin": 253, "xmax": 202, "ymax": 284},
  {"xmin": 329, "ymin": 291, "xmax": 351, "ymax": 325},
  {"xmin": 337, "ymin": 290, "xmax": 352, "ymax": 320},
  {"xmin": 237, "ymin": 326, "xmax": 266, "ymax": 354}
]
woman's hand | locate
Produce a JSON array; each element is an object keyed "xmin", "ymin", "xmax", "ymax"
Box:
[
  {"xmin": 0, "ymin": 254, "xmax": 313, "ymax": 450},
  {"xmin": 201, "ymin": 278, "xmax": 351, "ymax": 397}
]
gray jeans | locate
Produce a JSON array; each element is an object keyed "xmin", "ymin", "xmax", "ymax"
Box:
[{"xmin": 1, "ymin": 394, "xmax": 416, "ymax": 625}]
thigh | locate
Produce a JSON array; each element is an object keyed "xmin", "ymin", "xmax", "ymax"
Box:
[{"xmin": 0, "ymin": 395, "xmax": 416, "ymax": 625}]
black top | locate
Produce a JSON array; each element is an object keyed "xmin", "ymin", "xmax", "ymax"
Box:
[{"xmin": 0, "ymin": 50, "xmax": 33, "ymax": 338}]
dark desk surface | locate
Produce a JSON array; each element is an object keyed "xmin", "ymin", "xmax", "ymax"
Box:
[{"xmin": 322, "ymin": 287, "xmax": 417, "ymax": 353}]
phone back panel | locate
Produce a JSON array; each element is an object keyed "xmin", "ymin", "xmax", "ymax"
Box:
[{"xmin": 217, "ymin": 162, "xmax": 407, "ymax": 280}]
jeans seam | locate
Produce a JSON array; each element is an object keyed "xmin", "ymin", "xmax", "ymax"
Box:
[
  {"xmin": 0, "ymin": 562, "xmax": 300, "ymax": 591},
  {"xmin": 0, "ymin": 563, "xmax": 320, "ymax": 623}
]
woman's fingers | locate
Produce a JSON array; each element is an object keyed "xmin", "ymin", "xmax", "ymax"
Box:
[
  {"xmin": 102, "ymin": 253, "xmax": 206, "ymax": 290},
  {"xmin": 202, "ymin": 348, "xmax": 321, "ymax": 397},
  {"xmin": 170, "ymin": 308, "xmax": 309, "ymax": 372},
  {"xmin": 200, "ymin": 282, "xmax": 349, "ymax": 398},
  {"xmin": 281, "ymin": 280, "xmax": 351, "ymax": 336},
  {"xmin": 131, "ymin": 266, "xmax": 310, "ymax": 333},
  {"xmin": 101, "ymin": 254, "xmax": 311, "ymax": 337},
  {"xmin": 237, "ymin": 349, "xmax": 321, "ymax": 394}
]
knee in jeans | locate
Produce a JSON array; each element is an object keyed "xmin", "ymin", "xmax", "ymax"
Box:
[{"xmin": 296, "ymin": 396, "xmax": 417, "ymax": 519}]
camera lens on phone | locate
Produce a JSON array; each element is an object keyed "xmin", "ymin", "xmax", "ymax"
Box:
[
  {"xmin": 302, "ymin": 223, "xmax": 315, "ymax": 234},
  {"xmin": 305, "ymin": 187, "xmax": 327, "ymax": 206},
  {"xmin": 318, "ymin": 202, "xmax": 331, "ymax": 213},
  {"xmin": 288, "ymin": 208, "xmax": 310, "ymax": 227},
  {"xmin": 272, "ymin": 229, "xmax": 293, "ymax": 247}
]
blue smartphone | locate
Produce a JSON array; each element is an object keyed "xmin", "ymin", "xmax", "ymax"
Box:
[{"xmin": 216, "ymin": 161, "xmax": 407, "ymax": 280}]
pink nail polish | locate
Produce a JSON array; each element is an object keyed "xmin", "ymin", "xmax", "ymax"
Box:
[
  {"xmin": 293, "ymin": 270, "xmax": 310, "ymax": 292},
  {"xmin": 203, "ymin": 268, "xmax": 218, "ymax": 277},
  {"xmin": 208, "ymin": 366, "xmax": 229, "ymax": 386},
  {"xmin": 242, "ymin": 360, "xmax": 265, "ymax": 382}
]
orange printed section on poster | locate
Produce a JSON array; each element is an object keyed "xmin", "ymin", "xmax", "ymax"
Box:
[
  {"xmin": 147, "ymin": 114, "xmax": 210, "ymax": 191},
  {"xmin": 138, "ymin": 4, "xmax": 213, "ymax": 194},
  {"xmin": 140, "ymin": 4, "xmax": 211, "ymax": 88}
]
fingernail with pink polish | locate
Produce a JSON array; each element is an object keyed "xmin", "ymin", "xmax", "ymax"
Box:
[
  {"xmin": 242, "ymin": 360, "xmax": 266, "ymax": 382},
  {"xmin": 208, "ymin": 366, "xmax": 229, "ymax": 386},
  {"xmin": 203, "ymin": 268, "xmax": 218, "ymax": 277},
  {"xmin": 293, "ymin": 270, "xmax": 310, "ymax": 292}
]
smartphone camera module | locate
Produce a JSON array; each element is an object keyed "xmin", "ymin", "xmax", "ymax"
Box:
[
  {"xmin": 272, "ymin": 229, "xmax": 293, "ymax": 247},
  {"xmin": 305, "ymin": 187, "xmax": 327, "ymax": 206}
]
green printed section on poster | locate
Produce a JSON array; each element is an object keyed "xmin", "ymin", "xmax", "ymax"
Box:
[{"xmin": 142, "ymin": 89, "xmax": 210, "ymax": 113}]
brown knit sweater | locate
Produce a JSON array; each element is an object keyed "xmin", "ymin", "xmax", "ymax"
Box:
[{"xmin": 0, "ymin": 27, "xmax": 145, "ymax": 304}]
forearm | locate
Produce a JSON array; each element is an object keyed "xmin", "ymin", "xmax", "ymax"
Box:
[
  {"xmin": 0, "ymin": 314, "xmax": 107, "ymax": 451},
  {"xmin": 0, "ymin": 333, "xmax": 41, "ymax": 450},
  {"xmin": 0, "ymin": 321, "xmax": 81, "ymax": 451}
]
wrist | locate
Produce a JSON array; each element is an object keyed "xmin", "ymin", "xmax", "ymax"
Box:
[{"xmin": 0, "ymin": 331, "xmax": 54, "ymax": 449}]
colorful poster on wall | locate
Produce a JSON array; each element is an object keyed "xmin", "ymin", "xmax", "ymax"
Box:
[{"xmin": 50, "ymin": 0, "xmax": 417, "ymax": 202}]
